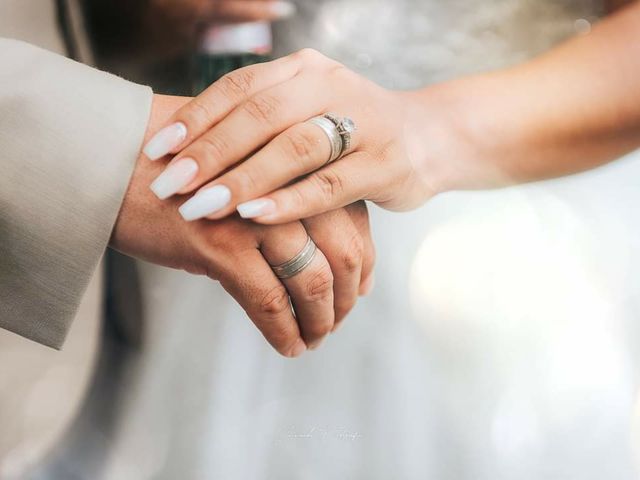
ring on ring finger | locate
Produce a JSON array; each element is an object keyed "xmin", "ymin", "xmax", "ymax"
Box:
[
  {"xmin": 270, "ymin": 236, "xmax": 318, "ymax": 279},
  {"xmin": 307, "ymin": 113, "xmax": 357, "ymax": 164}
]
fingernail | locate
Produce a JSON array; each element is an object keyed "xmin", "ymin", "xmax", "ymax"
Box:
[
  {"xmin": 270, "ymin": 1, "xmax": 297, "ymax": 18},
  {"xmin": 179, "ymin": 185, "xmax": 231, "ymax": 221},
  {"xmin": 143, "ymin": 122, "xmax": 187, "ymax": 161},
  {"xmin": 150, "ymin": 158, "xmax": 199, "ymax": 200},
  {"xmin": 237, "ymin": 198, "xmax": 276, "ymax": 219},
  {"xmin": 290, "ymin": 339, "xmax": 307, "ymax": 358},
  {"xmin": 359, "ymin": 274, "xmax": 375, "ymax": 296}
]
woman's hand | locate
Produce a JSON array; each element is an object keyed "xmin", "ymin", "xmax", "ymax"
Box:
[
  {"xmin": 114, "ymin": 95, "xmax": 375, "ymax": 356},
  {"xmin": 144, "ymin": 0, "xmax": 640, "ymax": 225},
  {"xmin": 143, "ymin": 49, "xmax": 446, "ymax": 224}
]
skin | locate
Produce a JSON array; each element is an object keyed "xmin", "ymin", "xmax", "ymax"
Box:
[
  {"xmin": 147, "ymin": 1, "xmax": 640, "ymax": 224},
  {"xmin": 111, "ymin": 95, "xmax": 375, "ymax": 357}
]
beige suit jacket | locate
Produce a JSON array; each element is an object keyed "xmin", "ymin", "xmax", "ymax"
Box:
[{"xmin": 0, "ymin": 0, "xmax": 152, "ymax": 473}]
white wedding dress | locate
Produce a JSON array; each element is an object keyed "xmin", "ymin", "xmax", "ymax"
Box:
[{"xmin": 52, "ymin": 1, "xmax": 640, "ymax": 479}]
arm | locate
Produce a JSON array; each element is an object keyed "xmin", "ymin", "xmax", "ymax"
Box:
[
  {"xmin": 0, "ymin": 39, "xmax": 151, "ymax": 348},
  {"xmin": 142, "ymin": 1, "xmax": 640, "ymax": 223},
  {"xmin": 412, "ymin": 0, "xmax": 640, "ymax": 193},
  {"xmin": 0, "ymin": 40, "xmax": 374, "ymax": 352},
  {"xmin": 113, "ymin": 110, "xmax": 376, "ymax": 353}
]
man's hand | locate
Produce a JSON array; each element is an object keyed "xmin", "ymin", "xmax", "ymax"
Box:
[{"xmin": 110, "ymin": 95, "xmax": 375, "ymax": 356}]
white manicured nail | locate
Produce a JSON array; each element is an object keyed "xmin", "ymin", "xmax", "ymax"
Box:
[
  {"xmin": 270, "ymin": 1, "xmax": 297, "ymax": 18},
  {"xmin": 237, "ymin": 198, "xmax": 276, "ymax": 218},
  {"xmin": 179, "ymin": 185, "xmax": 231, "ymax": 221},
  {"xmin": 143, "ymin": 122, "xmax": 187, "ymax": 160},
  {"xmin": 150, "ymin": 158, "xmax": 199, "ymax": 200}
]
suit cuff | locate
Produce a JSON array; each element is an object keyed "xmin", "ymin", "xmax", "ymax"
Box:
[{"xmin": 0, "ymin": 39, "xmax": 153, "ymax": 348}]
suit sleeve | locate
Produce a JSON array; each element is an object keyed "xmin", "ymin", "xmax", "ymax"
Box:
[{"xmin": 0, "ymin": 39, "xmax": 153, "ymax": 349}]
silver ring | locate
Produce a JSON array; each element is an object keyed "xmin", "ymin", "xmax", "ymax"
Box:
[
  {"xmin": 307, "ymin": 114, "xmax": 357, "ymax": 164},
  {"xmin": 308, "ymin": 116, "xmax": 342, "ymax": 164},
  {"xmin": 270, "ymin": 237, "xmax": 318, "ymax": 280},
  {"xmin": 324, "ymin": 113, "xmax": 356, "ymax": 154}
]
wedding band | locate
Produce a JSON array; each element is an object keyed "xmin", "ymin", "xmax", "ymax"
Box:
[
  {"xmin": 271, "ymin": 237, "xmax": 318, "ymax": 280},
  {"xmin": 307, "ymin": 114, "xmax": 357, "ymax": 164},
  {"xmin": 308, "ymin": 116, "xmax": 342, "ymax": 164},
  {"xmin": 324, "ymin": 113, "xmax": 356, "ymax": 153}
]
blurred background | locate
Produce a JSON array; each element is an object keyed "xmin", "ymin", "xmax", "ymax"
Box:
[{"xmin": 3, "ymin": 0, "xmax": 640, "ymax": 479}]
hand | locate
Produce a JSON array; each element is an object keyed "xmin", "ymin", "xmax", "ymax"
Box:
[
  {"xmin": 111, "ymin": 94, "xmax": 375, "ymax": 356},
  {"xmin": 142, "ymin": 49, "xmax": 443, "ymax": 224}
]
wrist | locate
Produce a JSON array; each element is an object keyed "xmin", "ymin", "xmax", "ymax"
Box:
[
  {"xmin": 110, "ymin": 94, "xmax": 190, "ymax": 256},
  {"xmin": 402, "ymin": 71, "xmax": 528, "ymax": 195}
]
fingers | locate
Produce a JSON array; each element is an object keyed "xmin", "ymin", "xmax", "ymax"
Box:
[
  {"xmin": 344, "ymin": 201, "xmax": 376, "ymax": 296},
  {"xmin": 142, "ymin": 56, "xmax": 299, "ymax": 161},
  {"xmin": 143, "ymin": 48, "xmax": 337, "ymax": 163},
  {"xmin": 160, "ymin": 75, "xmax": 332, "ymax": 213},
  {"xmin": 259, "ymin": 222, "xmax": 336, "ymax": 349},
  {"xmin": 218, "ymin": 248, "xmax": 307, "ymax": 358},
  {"xmin": 302, "ymin": 209, "xmax": 363, "ymax": 330},
  {"xmin": 240, "ymin": 152, "xmax": 386, "ymax": 224},
  {"xmin": 211, "ymin": 1, "xmax": 296, "ymax": 23},
  {"xmin": 173, "ymin": 120, "xmax": 340, "ymax": 219}
]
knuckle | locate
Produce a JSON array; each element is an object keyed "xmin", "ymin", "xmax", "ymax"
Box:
[
  {"xmin": 254, "ymin": 285, "xmax": 298, "ymax": 353},
  {"xmin": 185, "ymin": 98, "xmax": 215, "ymax": 126},
  {"xmin": 233, "ymin": 168, "xmax": 260, "ymax": 196},
  {"xmin": 259, "ymin": 285, "xmax": 291, "ymax": 317},
  {"xmin": 280, "ymin": 129, "xmax": 319, "ymax": 167},
  {"xmin": 311, "ymin": 169, "xmax": 346, "ymax": 205},
  {"xmin": 308, "ymin": 322, "xmax": 333, "ymax": 340},
  {"xmin": 328, "ymin": 63, "xmax": 352, "ymax": 80},
  {"xmin": 335, "ymin": 297, "xmax": 357, "ymax": 322},
  {"xmin": 305, "ymin": 264, "xmax": 334, "ymax": 303},
  {"xmin": 197, "ymin": 134, "xmax": 230, "ymax": 167},
  {"xmin": 242, "ymin": 95, "xmax": 281, "ymax": 123},
  {"xmin": 289, "ymin": 183, "xmax": 308, "ymax": 208},
  {"xmin": 218, "ymin": 68, "xmax": 256, "ymax": 99},
  {"xmin": 363, "ymin": 243, "xmax": 377, "ymax": 274},
  {"xmin": 295, "ymin": 48, "xmax": 324, "ymax": 64},
  {"xmin": 342, "ymin": 233, "xmax": 364, "ymax": 273}
]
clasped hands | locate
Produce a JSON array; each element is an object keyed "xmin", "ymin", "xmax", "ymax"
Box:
[
  {"xmin": 113, "ymin": 49, "xmax": 455, "ymax": 357},
  {"xmin": 112, "ymin": 91, "xmax": 375, "ymax": 358}
]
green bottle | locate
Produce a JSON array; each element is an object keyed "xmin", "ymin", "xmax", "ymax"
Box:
[{"xmin": 192, "ymin": 22, "xmax": 273, "ymax": 95}]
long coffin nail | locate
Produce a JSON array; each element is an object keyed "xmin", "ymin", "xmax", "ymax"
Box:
[
  {"xmin": 150, "ymin": 158, "xmax": 199, "ymax": 200},
  {"xmin": 179, "ymin": 185, "xmax": 231, "ymax": 221},
  {"xmin": 237, "ymin": 199, "xmax": 276, "ymax": 219},
  {"xmin": 143, "ymin": 122, "xmax": 187, "ymax": 160}
]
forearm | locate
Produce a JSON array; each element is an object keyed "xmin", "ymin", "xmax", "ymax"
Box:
[
  {"xmin": 0, "ymin": 39, "xmax": 152, "ymax": 348},
  {"xmin": 413, "ymin": 1, "xmax": 640, "ymax": 192},
  {"xmin": 138, "ymin": 5, "xmax": 640, "ymax": 222}
]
